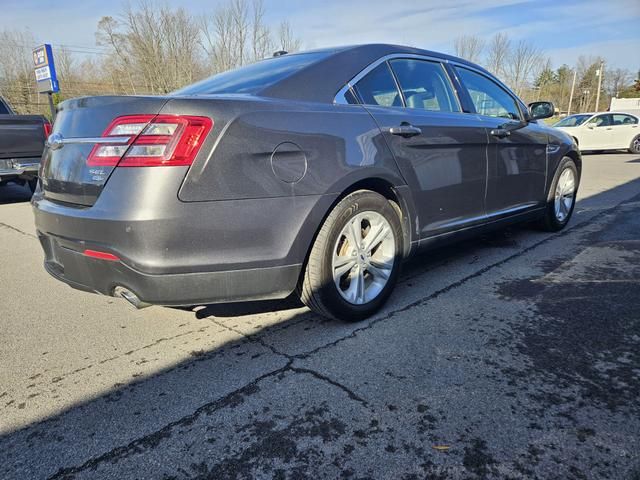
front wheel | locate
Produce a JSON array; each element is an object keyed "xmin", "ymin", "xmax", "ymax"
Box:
[
  {"xmin": 537, "ymin": 157, "xmax": 578, "ymax": 232},
  {"xmin": 298, "ymin": 190, "xmax": 403, "ymax": 321},
  {"xmin": 629, "ymin": 134, "xmax": 640, "ymax": 154}
]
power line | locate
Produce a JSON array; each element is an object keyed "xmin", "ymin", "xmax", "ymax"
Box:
[{"xmin": 12, "ymin": 43, "xmax": 111, "ymax": 56}]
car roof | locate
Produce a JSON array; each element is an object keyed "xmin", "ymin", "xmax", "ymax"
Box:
[
  {"xmin": 572, "ymin": 112, "xmax": 639, "ymax": 117},
  {"xmin": 260, "ymin": 43, "xmax": 493, "ymax": 103}
]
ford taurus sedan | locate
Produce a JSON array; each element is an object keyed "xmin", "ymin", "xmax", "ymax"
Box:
[
  {"xmin": 33, "ymin": 44, "xmax": 581, "ymax": 321},
  {"xmin": 553, "ymin": 112, "xmax": 640, "ymax": 153}
]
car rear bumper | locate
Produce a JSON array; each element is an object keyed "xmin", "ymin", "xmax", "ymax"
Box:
[
  {"xmin": 38, "ymin": 231, "xmax": 301, "ymax": 305},
  {"xmin": 32, "ymin": 167, "xmax": 337, "ymax": 305},
  {"xmin": 0, "ymin": 157, "xmax": 40, "ymax": 181}
]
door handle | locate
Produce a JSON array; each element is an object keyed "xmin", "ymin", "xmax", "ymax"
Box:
[
  {"xmin": 606, "ymin": 127, "xmax": 613, "ymax": 130},
  {"xmin": 490, "ymin": 128, "xmax": 511, "ymax": 138},
  {"xmin": 389, "ymin": 123, "xmax": 422, "ymax": 138}
]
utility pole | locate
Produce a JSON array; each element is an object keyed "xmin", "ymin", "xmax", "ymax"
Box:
[
  {"xmin": 595, "ymin": 60, "xmax": 604, "ymax": 112},
  {"xmin": 567, "ymin": 69, "xmax": 577, "ymax": 116}
]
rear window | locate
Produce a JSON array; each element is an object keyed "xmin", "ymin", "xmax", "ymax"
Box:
[
  {"xmin": 353, "ymin": 63, "xmax": 402, "ymax": 107},
  {"xmin": 0, "ymin": 100, "xmax": 9, "ymax": 114},
  {"xmin": 172, "ymin": 52, "xmax": 331, "ymax": 96}
]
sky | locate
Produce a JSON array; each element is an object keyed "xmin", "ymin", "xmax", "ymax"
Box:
[{"xmin": 1, "ymin": 0, "xmax": 639, "ymax": 71}]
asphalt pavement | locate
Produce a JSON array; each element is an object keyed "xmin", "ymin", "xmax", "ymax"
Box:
[{"xmin": 0, "ymin": 152, "xmax": 639, "ymax": 479}]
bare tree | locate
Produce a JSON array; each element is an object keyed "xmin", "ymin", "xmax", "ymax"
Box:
[
  {"xmin": 251, "ymin": 0, "xmax": 272, "ymax": 61},
  {"xmin": 485, "ymin": 33, "xmax": 510, "ymax": 77},
  {"xmin": 97, "ymin": 2, "xmax": 203, "ymax": 93},
  {"xmin": 0, "ymin": 29, "xmax": 38, "ymax": 113},
  {"xmin": 606, "ymin": 68, "xmax": 632, "ymax": 98},
  {"xmin": 504, "ymin": 39, "xmax": 543, "ymax": 97},
  {"xmin": 453, "ymin": 35, "xmax": 484, "ymax": 64},
  {"xmin": 277, "ymin": 20, "xmax": 301, "ymax": 53},
  {"xmin": 1, "ymin": 1, "xmax": 303, "ymax": 112},
  {"xmin": 201, "ymin": 0, "xmax": 301, "ymax": 73}
]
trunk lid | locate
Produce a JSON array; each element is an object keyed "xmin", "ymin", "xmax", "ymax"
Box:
[{"xmin": 41, "ymin": 96, "xmax": 170, "ymax": 206}]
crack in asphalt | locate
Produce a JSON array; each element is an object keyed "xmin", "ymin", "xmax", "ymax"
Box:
[
  {"xmin": 46, "ymin": 361, "xmax": 370, "ymax": 480},
  {"xmin": 288, "ymin": 367, "xmax": 369, "ymax": 407},
  {"xmin": 43, "ymin": 194, "xmax": 631, "ymax": 479},
  {"xmin": 207, "ymin": 318, "xmax": 370, "ymax": 402},
  {"xmin": 46, "ymin": 364, "xmax": 292, "ymax": 480},
  {"xmin": 0, "ymin": 221, "xmax": 37, "ymax": 239}
]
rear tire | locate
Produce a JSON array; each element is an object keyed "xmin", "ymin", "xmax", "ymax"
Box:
[
  {"xmin": 298, "ymin": 190, "xmax": 403, "ymax": 321},
  {"xmin": 536, "ymin": 157, "xmax": 578, "ymax": 232},
  {"xmin": 629, "ymin": 134, "xmax": 640, "ymax": 154}
]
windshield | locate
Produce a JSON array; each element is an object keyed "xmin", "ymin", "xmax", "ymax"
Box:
[
  {"xmin": 172, "ymin": 52, "xmax": 331, "ymax": 96},
  {"xmin": 553, "ymin": 114, "xmax": 591, "ymax": 127}
]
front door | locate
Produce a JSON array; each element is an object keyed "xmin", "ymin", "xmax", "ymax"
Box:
[
  {"xmin": 454, "ymin": 66, "xmax": 548, "ymax": 215},
  {"xmin": 353, "ymin": 58, "xmax": 488, "ymax": 237},
  {"xmin": 580, "ymin": 114, "xmax": 613, "ymax": 150}
]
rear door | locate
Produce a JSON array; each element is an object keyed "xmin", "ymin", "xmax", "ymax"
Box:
[
  {"xmin": 454, "ymin": 66, "xmax": 548, "ymax": 215},
  {"xmin": 610, "ymin": 113, "xmax": 639, "ymax": 148},
  {"xmin": 353, "ymin": 57, "xmax": 488, "ymax": 237}
]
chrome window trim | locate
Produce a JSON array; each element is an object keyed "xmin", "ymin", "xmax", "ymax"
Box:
[
  {"xmin": 334, "ymin": 53, "xmax": 455, "ymax": 106},
  {"xmin": 386, "ymin": 61, "xmax": 407, "ymax": 108}
]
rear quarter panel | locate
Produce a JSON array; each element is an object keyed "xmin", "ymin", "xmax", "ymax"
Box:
[{"xmin": 160, "ymin": 97, "xmax": 406, "ymax": 201}]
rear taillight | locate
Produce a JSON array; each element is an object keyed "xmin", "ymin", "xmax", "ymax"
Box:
[
  {"xmin": 43, "ymin": 120, "xmax": 52, "ymax": 138},
  {"xmin": 87, "ymin": 114, "xmax": 213, "ymax": 167}
]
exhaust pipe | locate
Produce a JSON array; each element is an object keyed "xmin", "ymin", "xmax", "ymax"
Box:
[{"xmin": 113, "ymin": 286, "xmax": 151, "ymax": 310}]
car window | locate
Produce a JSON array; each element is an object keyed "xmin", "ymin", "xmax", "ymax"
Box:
[
  {"xmin": 388, "ymin": 59, "xmax": 460, "ymax": 112},
  {"xmin": 171, "ymin": 51, "xmax": 331, "ymax": 95},
  {"xmin": 0, "ymin": 100, "xmax": 9, "ymax": 115},
  {"xmin": 612, "ymin": 114, "xmax": 638, "ymax": 126},
  {"xmin": 353, "ymin": 62, "xmax": 402, "ymax": 108},
  {"xmin": 553, "ymin": 114, "xmax": 591, "ymax": 127},
  {"xmin": 587, "ymin": 114, "xmax": 611, "ymax": 127},
  {"xmin": 455, "ymin": 67, "xmax": 521, "ymax": 121}
]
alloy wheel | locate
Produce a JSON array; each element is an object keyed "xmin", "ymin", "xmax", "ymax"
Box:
[
  {"xmin": 332, "ymin": 211, "xmax": 396, "ymax": 305},
  {"xmin": 554, "ymin": 167, "xmax": 576, "ymax": 222}
]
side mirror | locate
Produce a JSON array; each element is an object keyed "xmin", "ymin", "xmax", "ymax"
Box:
[{"xmin": 528, "ymin": 101, "xmax": 555, "ymax": 120}]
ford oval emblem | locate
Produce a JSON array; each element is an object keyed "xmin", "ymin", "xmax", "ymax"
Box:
[{"xmin": 47, "ymin": 133, "xmax": 64, "ymax": 150}]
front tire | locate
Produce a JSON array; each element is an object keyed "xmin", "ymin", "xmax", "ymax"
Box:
[
  {"xmin": 299, "ymin": 190, "xmax": 403, "ymax": 321},
  {"xmin": 537, "ymin": 157, "xmax": 578, "ymax": 232},
  {"xmin": 629, "ymin": 134, "xmax": 640, "ymax": 154}
]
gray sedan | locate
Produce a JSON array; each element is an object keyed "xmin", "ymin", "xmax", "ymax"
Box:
[{"xmin": 33, "ymin": 44, "xmax": 580, "ymax": 321}]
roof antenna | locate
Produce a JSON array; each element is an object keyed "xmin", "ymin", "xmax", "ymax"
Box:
[{"xmin": 273, "ymin": 50, "xmax": 288, "ymax": 57}]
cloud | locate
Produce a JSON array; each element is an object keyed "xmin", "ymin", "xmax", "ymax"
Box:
[{"xmin": 546, "ymin": 39, "xmax": 640, "ymax": 71}]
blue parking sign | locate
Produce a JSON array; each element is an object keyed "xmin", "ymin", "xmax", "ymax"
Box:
[{"xmin": 32, "ymin": 44, "xmax": 59, "ymax": 94}]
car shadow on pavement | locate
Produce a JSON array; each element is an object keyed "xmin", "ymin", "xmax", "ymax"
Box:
[
  {"xmin": 2, "ymin": 176, "xmax": 640, "ymax": 480},
  {"xmin": 190, "ymin": 293, "xmax": 306, "ymax": 318}
]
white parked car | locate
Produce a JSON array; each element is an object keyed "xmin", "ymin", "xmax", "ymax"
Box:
[{"xmin": 553, "ymin": 112, "xmax": 640, "ymax": 153}]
